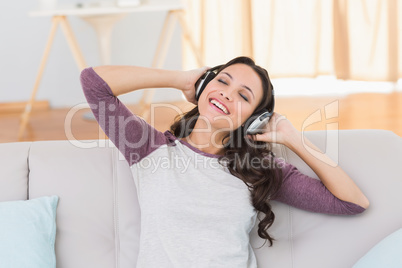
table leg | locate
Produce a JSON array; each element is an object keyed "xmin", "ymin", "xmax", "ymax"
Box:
[
  {"xmin": 138, "ymin": 10, "xmax": 179, "ymax": 121},
  {"xmin": 18, "ymin": 16, "xmax": 88, "ymax": 140},
  {"xmin": 175, "ymin": 10, "xmax": 204, "ymax": 67},
  {"xmin": 79, "ymin": 14, "xmax": 127, "ymax": 65},
  {"xmin": 59, "ymin": 16, "xmax": 87, "ymax": 70},
  {"xmin": 79, "ymin": 13, "xmax": 127, "ymax": 121},
  {"xmin": 138, "ymin": 10, "xmax": 204, "ymax": 122},
  {"xmin": 18, "ymin": 16, "xmax": 62, "ymax": 140}
]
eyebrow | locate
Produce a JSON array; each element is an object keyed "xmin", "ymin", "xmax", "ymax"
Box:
[{"xmin": 221, "ymin": 72, "xmax": 255, "ymax": 99}]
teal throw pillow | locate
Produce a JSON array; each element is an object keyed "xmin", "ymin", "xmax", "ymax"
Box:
[
  {"xmin": 0, "ymin": 196, "xmax": 59, "ymax": 268},
  {"xmin": 353, "ymin": 228, "xmax": 402, "ymax": 268}
]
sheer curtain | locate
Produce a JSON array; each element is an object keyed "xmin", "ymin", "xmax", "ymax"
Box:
[
  {"xmin": 181, "ymin": 0, "xmax": 255, "ymax": 68},
  {"xmin": 182, "ymin": 0, "xmax": 401, "ymax": 82},
  {"xmin": 334, "ymin": 0, "xmax": 400, "ymax": 81}
]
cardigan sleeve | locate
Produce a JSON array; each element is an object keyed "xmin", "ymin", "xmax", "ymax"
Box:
[
  {"xmin": 80, "ymin": 67, "xmax": 167, "ymax": 166},
  {"xmin": 272, "ymin": 160, "xmax": 366, "ymax": 215}
]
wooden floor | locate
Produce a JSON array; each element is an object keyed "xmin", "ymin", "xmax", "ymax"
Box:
[{"xmin": 1, "ymin": 91, "xmax": 401, "ymax": 143}]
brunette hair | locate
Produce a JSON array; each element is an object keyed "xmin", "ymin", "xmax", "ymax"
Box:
[{"xmin": 170, "ymin": 56, "xmax": 282, "ymax": 246}]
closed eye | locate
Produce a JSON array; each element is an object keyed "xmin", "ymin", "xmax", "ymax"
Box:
[
  {"xmin": 218, "ymin": 77, "xmax": 249, "ymax": 102},
  {"xmin": 218, "ymin": 79, "xmax": 228, "ymax": 85},
  {"xmin": 239, "ymin": 93, "xmax": 249, "ymax": 102}
]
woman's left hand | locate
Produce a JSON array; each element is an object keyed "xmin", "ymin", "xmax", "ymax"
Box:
[{"xmin": 247, "ymin": 112, "xmax": 300, "ymax": 146}]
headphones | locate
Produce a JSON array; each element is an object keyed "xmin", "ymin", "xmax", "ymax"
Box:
[{"xmin": 194, "ymin": 65, "xmax": 275, "ymax": 135}]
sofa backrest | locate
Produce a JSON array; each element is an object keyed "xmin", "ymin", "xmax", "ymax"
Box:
[
  {"xmin": 0, "ymin": 130, "xmax": 401, "ymax": 268},
  {"xmin": 255, "ymin": 130, "xmax": 402, "ymax": 267}
]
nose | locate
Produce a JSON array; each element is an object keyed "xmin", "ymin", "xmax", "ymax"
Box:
[{"xmin": 219, "ymin": 90, "xmax": 233, "ymax": 101}]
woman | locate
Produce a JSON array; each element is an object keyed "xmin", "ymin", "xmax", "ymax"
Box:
[{"xmin": 81, "ymin": 56, "xmax": 369, "ymax": 267}]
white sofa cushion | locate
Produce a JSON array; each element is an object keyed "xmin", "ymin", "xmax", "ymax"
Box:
[{"xmin": 0, "ymin": 142, "xmax": 31, "ymax": 202}]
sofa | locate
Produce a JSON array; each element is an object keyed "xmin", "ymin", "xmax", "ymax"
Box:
[{"xmin": 0, "ymin": 129, "xmax": 401, "ymax": 268}]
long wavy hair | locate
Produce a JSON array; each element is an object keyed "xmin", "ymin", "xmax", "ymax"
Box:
[{"xmin": 170, "ymin": 56, "xmax": 283, "ymax": 246}]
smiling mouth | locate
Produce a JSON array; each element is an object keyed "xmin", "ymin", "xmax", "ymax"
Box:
[{"xmin": 209, "ymin": 99, "xmax": 230, "ymax": 114}]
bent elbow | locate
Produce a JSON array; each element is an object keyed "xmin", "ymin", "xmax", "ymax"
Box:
[
  {"xmin": 360, "ymin": 196, "xmax": 370, "ymax": 210},
  {"xmin": 350, "ymin": 197, "xmax": 370, "ymax": 215}
]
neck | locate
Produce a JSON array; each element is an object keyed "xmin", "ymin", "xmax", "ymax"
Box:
[{"xmin": 181, "ymin": 120, "xmax": 227, "ymax": 156}]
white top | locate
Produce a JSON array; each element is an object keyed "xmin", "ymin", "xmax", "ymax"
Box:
[{"xmin": 131, "ymin": 138, "xmax": 258, "ymax": 267}]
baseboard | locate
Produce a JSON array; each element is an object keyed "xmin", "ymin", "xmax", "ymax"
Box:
[{"xmin": 0, "ymin": 100, "xmax": 50, "ymax": 114}]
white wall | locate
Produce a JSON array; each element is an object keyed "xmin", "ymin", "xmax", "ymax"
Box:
[{"xmin": 0, "ymin": 0, "xmax": 183, "ymax": 108}]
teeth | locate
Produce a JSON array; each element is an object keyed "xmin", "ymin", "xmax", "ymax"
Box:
[{"xmin": 210, "ymin": 99, "xmax": 229, "ymax": 114}]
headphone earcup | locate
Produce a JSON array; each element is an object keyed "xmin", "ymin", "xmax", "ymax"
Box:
[
  {"xmin": 245, "ymin": 109, "xmax": 273, "ymax": 135},
  {"xmin": 195, "ymin": 71, "xmax": 217, "ymax": 101}
]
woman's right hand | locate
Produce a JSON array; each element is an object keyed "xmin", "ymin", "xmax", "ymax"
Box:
[{"xmin": 181, "ymin": 66, "xmax": 210, "ymax": 105}]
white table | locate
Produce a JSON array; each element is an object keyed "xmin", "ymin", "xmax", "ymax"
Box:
[{"xmin": 19, "ymin": 2, "xmax": 202, "ymax": 139}]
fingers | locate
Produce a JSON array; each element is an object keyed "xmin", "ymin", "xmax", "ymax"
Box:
[
  {"xmin": 246, "ymin": 133, "xmax": 271, "ymax": 143},
  {"xmin": 193, "ymin": 66, "xmax": 210, "ymax": 77}
]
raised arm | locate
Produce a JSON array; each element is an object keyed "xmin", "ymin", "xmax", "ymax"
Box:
[
  {"xmin": 251, "ymin": 113, "xmax": 370, "ymax": 211},
  {"xmin": 272, "ymin": 160, "xmax": 367, "ymax": 215},
  {"xmin": 92, "ymin": 65, "xmax": 207, "ymax": 103},
  {"xmin": 80, "ymin": 65, "xmax": 207, "ymax": 165}
]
